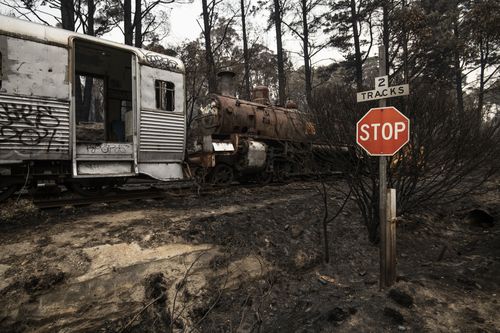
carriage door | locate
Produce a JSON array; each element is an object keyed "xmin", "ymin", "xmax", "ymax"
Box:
[
  {"xmin": 72, "ymin": 40, "xmax": 137, "ymax": 177},
  {"xmin": 137, "ymin": 64, "xmax": 185, "ymax": 180}
]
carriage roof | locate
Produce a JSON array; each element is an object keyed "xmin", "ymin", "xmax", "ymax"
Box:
[{"xmin": 0, "ymin": 14, "xmax": 185, "ymax": 73}]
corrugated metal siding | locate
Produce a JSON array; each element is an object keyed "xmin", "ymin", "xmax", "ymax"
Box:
[
  {"xmin": 140, "ymin": 110, "xmax": 185, "ymax": 152},
  {"xmin": 0, "ymin": 94, "xmax": 70, "ymax": 159}
]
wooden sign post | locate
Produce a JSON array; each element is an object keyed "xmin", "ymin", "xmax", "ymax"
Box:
[{"xmin": 356, "ymin": 45, "xmax": 410, "ymax": 288}]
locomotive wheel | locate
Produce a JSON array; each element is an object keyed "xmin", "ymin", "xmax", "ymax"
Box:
[
  {"xmin": 255, "ymin": 171, "xmax": 273, "ymax": 185},
  {"xmin": 0, "ymin": 184, "xmax": 18, "ymax": 202},
  {"xmin": 68, "ymin": 181, "xmax": 112, "ymax": 197},
  {"xmin": 194, "ymin": 167, "xmax": 210, "ymax": 185},
  {"xmin": 210, "ymin": 164, "xmax": 234, "ymax": 186},
  {"xmin": 275, "ymin": 163, "xmax": 292, "ymax": 182}
]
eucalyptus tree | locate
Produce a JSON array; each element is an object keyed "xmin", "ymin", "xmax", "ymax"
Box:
[
  {"xmin": 281, "ymin": 0, "xmax": 329, "ymax": 105},
  {"xmin": 325, "ymin": 0, "xmax": 378, "ymax": 90}
]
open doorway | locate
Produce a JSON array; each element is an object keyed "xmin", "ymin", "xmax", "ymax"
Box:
[{"xmin": 74, "ymin": 40, "xmax": 133, "ymax": 143}]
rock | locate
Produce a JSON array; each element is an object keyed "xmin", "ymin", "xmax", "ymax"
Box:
[
  {"xmin": 383, "ymin": 307, "xmax": 404, "ymax": 324},
  {"xmin": 290, "ymin": 224, "xmax": 304, "ymax": 239},
  {"xmin": 23, "ymin": 271, "xmax": 66, "ymax": 293},
  {"xmin": 388, "ymin": 288, "xmax": 414, "ymax": 308},
  {"xmin": 456, "ymin": 276, "xmax": 479, "ymax": 290},
  {"xmin": 466, "ymin": 209, "xmax": 495, "ymax": 228},
  {"xmin": 396, "ymin": 275, "xmax": 410, "ymax": 282},
  {"xmin": 463, "ymin": 307, "xmax": 485, "ymax": 323},
  {"xmin": 316, "ymin": 272, "xmax": 336, "ymax": 285},
  {"xmin": 294, "ymin": 250, "xmax": 309, "ymax": 270},
  {"xmin": 321, "ymin": 307, "xmax": 356, "ymax": 323}
]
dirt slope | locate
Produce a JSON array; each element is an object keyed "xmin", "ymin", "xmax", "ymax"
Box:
[{"xmin": 0, "ymin": 181, "xmax": 498, "ymax": 332}]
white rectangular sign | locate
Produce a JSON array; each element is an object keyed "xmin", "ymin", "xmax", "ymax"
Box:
[
  {"xmin": 356, "ymin": 84, "xmax": 409, "ymax": 102},
  {"xmin": 375, "ymin": 75, "xmax": 388, "ymax": 89}
]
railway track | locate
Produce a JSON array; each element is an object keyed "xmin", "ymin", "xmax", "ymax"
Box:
[
  {"xmin": 28, "ymin": 175, "xmax": 335, "ymax": 209},
  {"xmin": 33, "ymin": 190, "xmax": 172, "ymax": 209},
  {"xmin": 30, "ymin": 180, "xmax": 191, "ymax": 209},
  {"xmin": 30, "ymin": 181, "xmax": 235, "ymax": 209}
]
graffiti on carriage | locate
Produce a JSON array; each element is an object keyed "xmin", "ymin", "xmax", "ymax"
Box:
[
  {"xmin": 0, "ymin": 102, "xmax": 65, "ymax": 150},
  {"xmin": 83, "ymin": 143, "xmax": 132, "ymax": 154},
  {"xmin": 144, "ymin": 53, "xmax": 179, "ymax": 71}
]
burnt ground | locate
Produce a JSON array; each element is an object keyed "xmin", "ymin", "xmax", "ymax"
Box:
[{"xmin": 0, "ymin": 179, "xmax": 499, "ymax": 333}]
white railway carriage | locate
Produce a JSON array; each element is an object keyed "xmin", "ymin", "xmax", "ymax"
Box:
[{"xmin": 0, "ymin": 15, "xmax": 186, "ymax": 198}]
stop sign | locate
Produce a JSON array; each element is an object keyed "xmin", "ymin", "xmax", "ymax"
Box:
[{"xmin": 356, "ymin": 106, "xmax": 410, "ymax": 156}]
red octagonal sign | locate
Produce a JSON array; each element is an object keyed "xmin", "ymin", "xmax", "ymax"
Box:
[{"xmin": 356, "ymin": 106, "xmax": 410, "ymax": 156}]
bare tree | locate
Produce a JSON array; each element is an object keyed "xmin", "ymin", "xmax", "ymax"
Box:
[
  {"xmin": 325, "ymin": 0, "xmax": 376, "ymax": 90},
  {"xmin": 201, "ymin": 0, "xmax": 218, "ymax": 93},
  {"xmin": 281, "ymin": 0, "xmax": 329, "ymax": 106},
  {"xmin": 112, "ymin": 0, "xmax": 192, "ymax": 47},
  {"xmin": 316, "ymin": 179, "xmax": 352, "ymax": 263}
]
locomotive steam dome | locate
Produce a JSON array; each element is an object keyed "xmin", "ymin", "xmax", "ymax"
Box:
[{"xmin": 252, "ymin": 86, "xmax": 270, "ymax": 105}]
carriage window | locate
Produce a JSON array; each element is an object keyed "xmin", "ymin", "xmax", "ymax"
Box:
[
  {"xmin": 75, "ymin": 75, "xmax": 106, "ymax": 142},
  {"xmin": 155, "ymin": 80, "xmax": 175, "ymax": 111}
]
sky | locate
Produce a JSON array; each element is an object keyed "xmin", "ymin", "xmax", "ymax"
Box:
[{"xmin": 165, "ymin": 1, "xmax": 203, "ymax": 44}]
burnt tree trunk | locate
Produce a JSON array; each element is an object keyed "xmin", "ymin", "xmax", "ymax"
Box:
[
  {"xmin": 240, "ymin": 0, "xmax": 251, "ymax": 99},
  {"xmin": 402, "ymin": 0, "xmax": 409, "ymax": 83},
  {"xmin": 124, "ymin": 0, "xmax": 133, "ymax": 46},
  {"xmin": 301, "ymin": 0, "xmax": 312, "ymax": 106},
  {"xmin": 453, "ymin": 14, "xmax": 464, "ymax": 114},
  {"xmin": 350, "ymin": 0, "xmax": 363, "ymax": 90},
  {"xmin": 478, "ymin": 36, "xmax": 486, "ymax": 114},
  {"xmin": 273, "ymin": 0, "xmax": 286, "ymax": 105},
  {"xmin": 202, "ymin": 0, "xmax": 217, "ymax": 93},
  {"xmin": 87, "ymin": 0, "xmax": 95, "ymax": 36},
  {"xmin": 134, "ymin": 0, "xmax": 143, "ymax": 47},
  {"xmin": 60, "ymin": 0, "xmax": 75, "ymax": 31},
  {"xmin": 82, "ymin": 1, "xmax": 96, "ymax": 123},
  {"xmin": 382, "ymin": 0, "xmax": 389, "ymax": 75}
]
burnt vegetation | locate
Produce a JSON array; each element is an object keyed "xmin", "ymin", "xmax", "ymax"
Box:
[{"xmin": 310, "ymin": 83, "xmax": 500, "ymax": 242}]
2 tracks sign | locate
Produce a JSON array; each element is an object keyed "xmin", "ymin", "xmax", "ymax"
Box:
[{"xmin": 356, "ymin": 75, "xmax": 409, "ymax": 103}]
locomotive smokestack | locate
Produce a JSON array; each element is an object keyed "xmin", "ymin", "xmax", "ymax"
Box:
[{"xmin": 217, "ymin": 71, "xmax": 236, "ymax": 97}]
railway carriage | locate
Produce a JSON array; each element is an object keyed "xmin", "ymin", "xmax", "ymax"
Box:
[{"xmin": 0, "ymin": 15, "xmax": 186, "ymax": 199}]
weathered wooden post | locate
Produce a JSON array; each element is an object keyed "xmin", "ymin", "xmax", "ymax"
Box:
[{"xmin": 377, "ymin": 46, "xmax": 390, "ymax": 288}]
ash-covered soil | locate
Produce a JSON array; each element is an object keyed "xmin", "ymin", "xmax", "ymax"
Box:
[{"xmin": 0, "ymin": 180, "xmax": 499, "ymax": 333}]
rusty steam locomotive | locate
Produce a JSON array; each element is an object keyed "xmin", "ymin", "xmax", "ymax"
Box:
[
  {"xmin": 187, "ymin": 72, "xmax": 338, "ymax": 185},
  {"xmin": 0, "ymin": 16, "xmax": 345, "ymax": 201}
]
